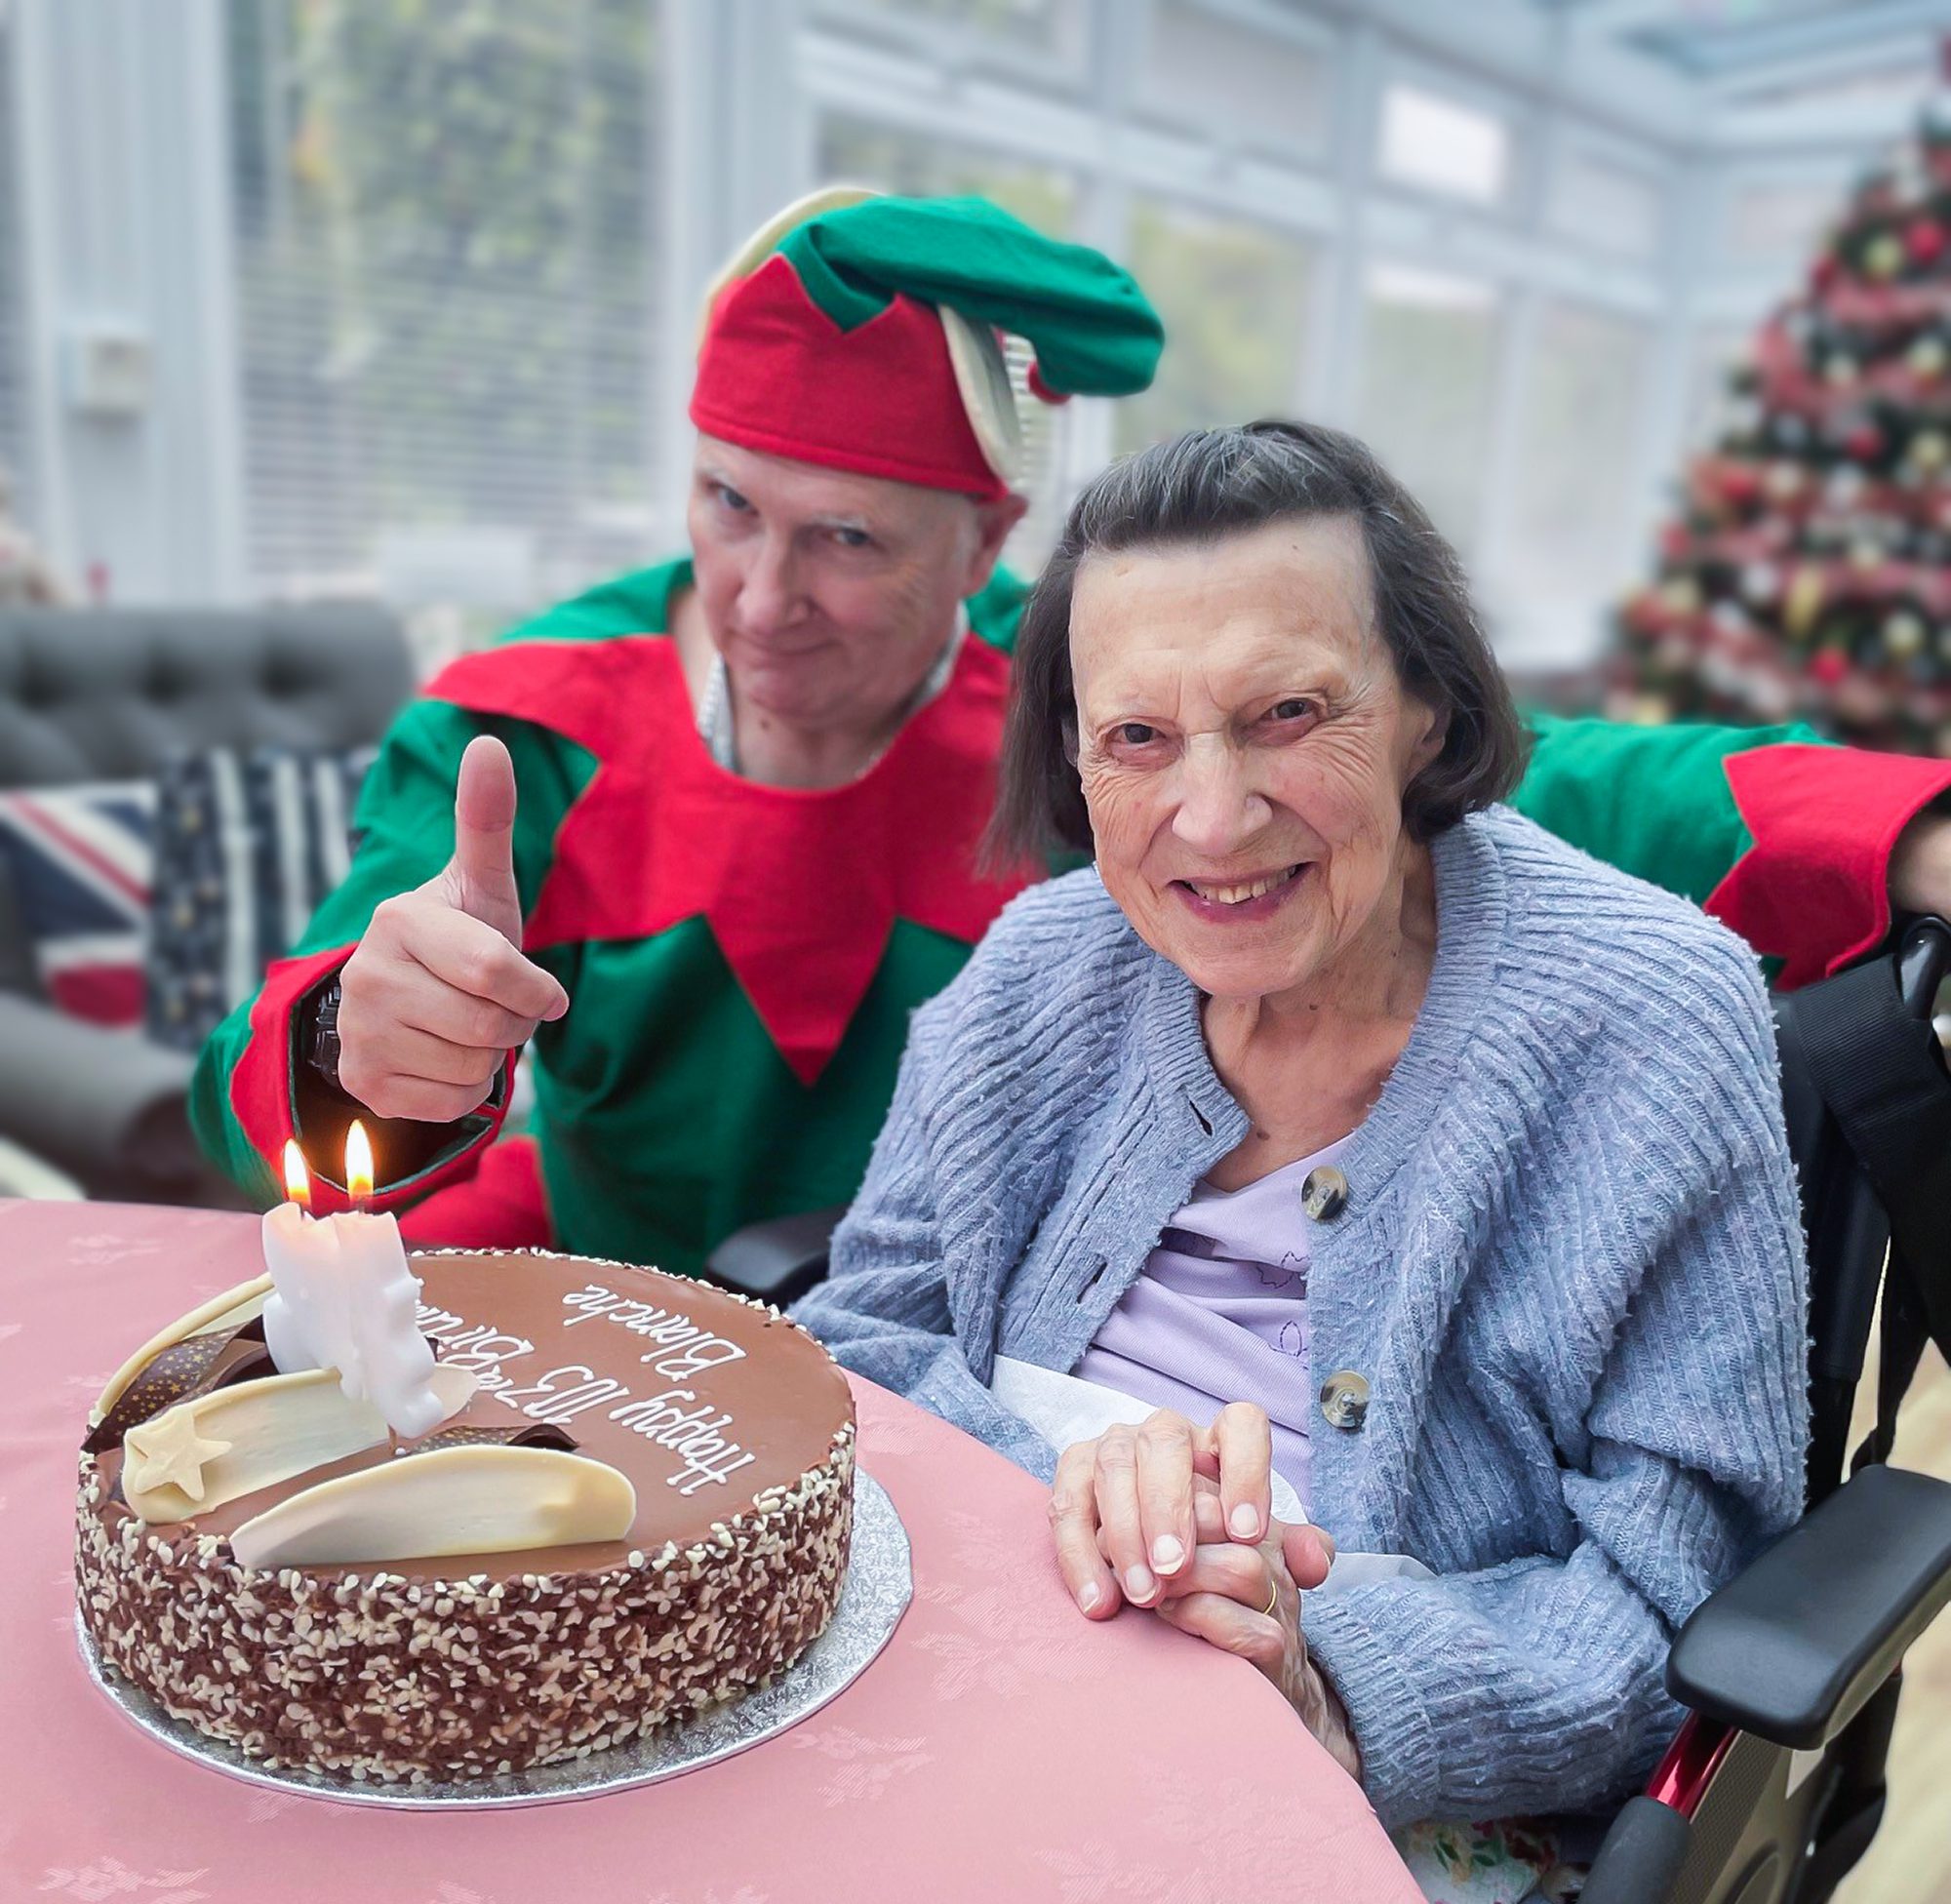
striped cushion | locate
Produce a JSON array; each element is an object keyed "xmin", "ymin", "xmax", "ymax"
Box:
[
  {"xmin": 145, "ymin": 746, "xmax": 376, "ymax": 1051},
  {"xmin": 0, "ymin": 781, "xmax": 157, "ymax": 1025}
]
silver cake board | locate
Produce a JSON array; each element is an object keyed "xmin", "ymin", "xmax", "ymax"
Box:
[{"xmin": 79, "ymin": 1468, "xmax": 910, "ymax": 1810}]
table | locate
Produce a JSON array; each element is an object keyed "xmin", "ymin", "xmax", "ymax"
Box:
[{"xmin": 3, "ymin": 1201, "xmax": 1419, "ymax": 1903}]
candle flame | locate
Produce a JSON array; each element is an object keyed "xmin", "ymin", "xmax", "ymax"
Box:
[
  {"xmin": 345, "ymin": 1120, "xmax": 375, "ymax": 1207},
  {"xmin": 282, "ymin": 1140, "xmax": 311, "ymax": 1210}
]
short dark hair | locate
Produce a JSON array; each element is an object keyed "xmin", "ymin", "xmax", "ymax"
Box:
[{"xmin": 985, "ymin": 419, "xmax": 1526, "ymax": 866}]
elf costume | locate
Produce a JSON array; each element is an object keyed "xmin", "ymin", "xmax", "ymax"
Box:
[{"xmin": 191, "ymin": 191, "xmax": 1951, "ymax": 1275}]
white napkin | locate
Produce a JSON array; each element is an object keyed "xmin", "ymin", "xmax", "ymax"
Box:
[{"xmin": 989, "ymin": 1354, "xmax": 1433, "ymax": 1593}]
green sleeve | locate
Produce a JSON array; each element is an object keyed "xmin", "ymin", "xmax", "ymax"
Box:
[
  {"xmin": 1510, "ymin": 713, "xmax": 1830, "ymax": 909},
  {"xmin": 187, "ymin": 697, "xmax": 590, "ymax": 1198}
]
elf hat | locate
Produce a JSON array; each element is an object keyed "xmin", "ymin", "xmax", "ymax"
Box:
[{"xmin": 690, "ymin": 188, "xmax": 1164, "ymax": 499}]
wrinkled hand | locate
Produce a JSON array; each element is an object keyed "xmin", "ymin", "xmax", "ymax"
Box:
[
  {"xmin": 1150, "ymin": 1480, "xmax": 1360, "ymax": 1779},
  {"xmin": 1048, "ymin": 1407, "xmax": 1358, "ymax": 1776},
  {"xmin": 337, "ymin": 735, "xmax": 569, "ymax": 1123}
]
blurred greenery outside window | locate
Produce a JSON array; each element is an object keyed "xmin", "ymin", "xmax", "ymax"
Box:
[
  {"xmin": 225, "ymin": 0, "xmax": 657, "ymax": 631},
  {"xmin": 1355, "ymin": 262, "xmax": 1502, "ymax": 555},
  {"xmin": 1113, "ymin": 203, "xmax": 1314, "ymax": 457}
]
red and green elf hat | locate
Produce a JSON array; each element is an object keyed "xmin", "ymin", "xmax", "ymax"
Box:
[{"xmin": 690, "ymin": 188, "xmax": 1165, "ymax": 499}]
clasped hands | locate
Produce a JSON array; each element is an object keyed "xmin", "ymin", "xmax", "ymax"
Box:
[{"xmin": 1048, "ymin": 1401, "xmax": 1361, "ymax": 1779}]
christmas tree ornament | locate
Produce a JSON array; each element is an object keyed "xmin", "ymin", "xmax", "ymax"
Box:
[
  {"xmin": 1766, "ymin": 460, "xmax": 1807, "ymax": 500},
  {"xmin": 1912, "ymin": 428, "xmax": 1951, "ymax": 471},
  {"xmin": 1824, "ymin": 351, "xmax": 1861, "ymax": 386},
  {"xmin": 1773, "ymin": 413, "xmax": 1812, "ymax": 450},
  {"xmin": 1843, "ymin": 420, "xmax": 1886, "ymax": 462},
  {"xmin": 1866, "ymin": 232, "xmax": 1906, "ymax": 279},
  {"xmin": 1907, "ymin": 333, "xmax": 1948, "ymax": 378},
  {"xmin": 1907, "ymin": 218, "xmax": 1948, "ymax": 265},
  {"xmin": 1660, "ymin": 576, "xmax": 1702, "ymax": 615},
  {"xmin": 1810, "ymin": 647, "xmax": 1851, "ymax": 686},
  {"xmin": 1740, "ymin": 562, "xmax": 1782, "ymax": 607},
  {"xmin": 1827, "ymin": 464, "xmax": 1868, "ymax": 507},
  {"xmin": 1885, "ymin": 609, "xmax": 1928, "ymax": 657},
  {"xmin": 1785, "ymin": 566, "xmax": 1827, "ymax": 637}
]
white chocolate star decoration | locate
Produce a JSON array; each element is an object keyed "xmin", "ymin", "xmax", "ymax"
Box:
[{"xmin": 124, "ymin": 1404, "xmax": 233, "ymax": 1504}]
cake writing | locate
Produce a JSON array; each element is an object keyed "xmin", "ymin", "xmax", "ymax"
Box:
[
  {"xmin": 414, "ymin": 1289, "xmax": 758, "ymax": 1496},
  {"xmin": 559, "ymin": 1283, "xmax": 749, "ymax": 1380}
]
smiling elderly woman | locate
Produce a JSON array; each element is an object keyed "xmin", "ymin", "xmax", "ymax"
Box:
[{"xmin": 791, "ymin": 421, "xmax": 1809, "ymax": 1829}]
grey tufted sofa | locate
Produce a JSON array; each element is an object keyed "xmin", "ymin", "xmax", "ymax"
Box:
[{"xmin": 0, "ymin": 604, "xmax": 412, "ymax": 1201}]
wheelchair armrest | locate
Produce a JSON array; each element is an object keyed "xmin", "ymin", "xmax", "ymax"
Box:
[
  {"xmin": 702, "ymin": 1206, "xmax": 846, "ymax": 1308},
  {"xmin": 1666, "ymin": 1462, "xmax": 1951, "ymax": 1749}
]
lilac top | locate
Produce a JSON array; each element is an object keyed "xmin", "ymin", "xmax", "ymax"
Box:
[{"xmin": 1070, "ymin": 1136, "xmax": 1351, "ymax": 1509}]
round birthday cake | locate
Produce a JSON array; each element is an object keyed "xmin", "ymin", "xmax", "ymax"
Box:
[{"xmin": 75, "ymin": 1250, "xmax": 856, "ymax": 1784}]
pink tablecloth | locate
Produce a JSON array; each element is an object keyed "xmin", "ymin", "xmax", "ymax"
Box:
[{"xmin": 2, "ymin": 1201, "xmax": 1417, "ymax": 1904}]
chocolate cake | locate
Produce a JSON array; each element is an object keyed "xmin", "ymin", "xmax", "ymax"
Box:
[{"xmin": 75, "ymin": 1250, "xmax": 856, "ymax": 1784}]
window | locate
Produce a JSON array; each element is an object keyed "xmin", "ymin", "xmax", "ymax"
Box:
[
  {"xmin": 816, "ymin": 116, "xmax": 1078, "ymax": 236},
  {"xmin": 1547, "ymin": 151, "xmax": 1664, "ymax": 259},
  {"xmin": 1137, "ymin": 1, "xmax": 1331, "ymax": 164},
  {"xmin": 1502, "ymin": 300, "xmax": 1654, "ymax": 602},
  {"xmin": 1377, "ymin": 82, "xmax": 1510, "ymax": 207},
  {"xmin": 811, "ymin": 0, "xmax": 1088, "ymax": 68},
  {"xmin": 1725, "ymin": 174, "xmax": 1850, "ymax": 260},
  {"xmin": 0, "ymin": 2, "xmax": 31, "ymax": 528},
  {"xmin": 816, "ymin": 116, "xmax": 1083, "ymax": 573},
  {"xmin": 1354, "ymin": 263, "xmax": 1501, "ymax": 553},
  {"xmin": 1113, "ymin": 200, "xmax": 1313, "ymax": 456},
  {"xmin": 225, "ymin": 0, "xmax": 658, "ymax": 608}
]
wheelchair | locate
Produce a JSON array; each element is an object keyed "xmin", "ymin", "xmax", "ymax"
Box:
[{"xmin": 705, "ymin": 918, "xmax": 1951, "ymax": 1904}]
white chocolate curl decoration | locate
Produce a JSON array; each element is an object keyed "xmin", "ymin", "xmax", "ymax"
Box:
[{"xmin": 260, "ymin": 1127, "xmax": 449, "ymax": 1440}]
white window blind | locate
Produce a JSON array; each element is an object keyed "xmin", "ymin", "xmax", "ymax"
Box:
[
  {"xmin": 224, "ymin": 0, "xmax": 659, "ymax": 611},
  {"xmin": 0, "ymin": 3, "xmax": 32, "ymax": 527}
]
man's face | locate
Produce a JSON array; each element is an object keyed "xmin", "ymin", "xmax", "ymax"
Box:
[{"xmin": 686, "ymin": 435, "xmax": 1023, "ymax": 734}]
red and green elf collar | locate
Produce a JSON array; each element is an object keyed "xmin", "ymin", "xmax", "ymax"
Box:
[{"xmin": 690, "ymin": 189, "xmax": 1164, "ymax": 498}]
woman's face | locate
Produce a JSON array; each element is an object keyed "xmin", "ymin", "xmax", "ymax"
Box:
[{"xmin": 1070, "ymin": 517, "xmax": 1444, "ymax": 1005}]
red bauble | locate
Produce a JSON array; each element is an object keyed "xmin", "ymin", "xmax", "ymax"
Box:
[
  {"xmin": 1719, "ymin": 461, "xmax": 1762, "ymax": 505},
  {"xmin": 1809, "ymin": 648, "xmax": 1851, "ymax": 686},
  {"xmin": 1906, "ymin": 218, "xmax": 1948, "ymax": 265},
  {"xmin": 1812, "ymin": 253, "xmax": 1841, "ymax": 292},
  {"xmin": 1845, "ymin": 423, "xmax": 1886, "ymax": 461}
]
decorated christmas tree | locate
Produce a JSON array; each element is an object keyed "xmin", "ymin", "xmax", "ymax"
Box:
[{"xmin": 1613, "ymin": 97, "xmax": 1951, "ymax": 754}]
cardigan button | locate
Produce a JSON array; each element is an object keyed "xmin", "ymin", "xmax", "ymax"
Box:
[
  {"xmin": 1319, "ymin": 1369, "xmax": 1371, "ymax": 1432},
  {"xmin": 1300, "ymin": 1165, "xmax": 1348, "ymax": 1221}
]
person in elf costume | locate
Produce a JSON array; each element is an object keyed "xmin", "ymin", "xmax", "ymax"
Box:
[{"xmin": 192, "ymin": 188, "xmax": 1951, "ymax": 1277}]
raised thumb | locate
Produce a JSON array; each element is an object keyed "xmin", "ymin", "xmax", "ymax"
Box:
[{"xmin": 448, "ymin": 734, "xmax": 523, "ymax": 940}]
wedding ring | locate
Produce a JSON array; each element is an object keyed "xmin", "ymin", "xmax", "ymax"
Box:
[{"xmin": 1260, "ymin": 1576, "xmax": 1279, "ymax": 1617}]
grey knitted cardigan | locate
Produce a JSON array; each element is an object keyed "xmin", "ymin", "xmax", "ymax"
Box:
[{"xmin": 792, "ymin": 806, "xmax": 1810, "ymax": 1829}]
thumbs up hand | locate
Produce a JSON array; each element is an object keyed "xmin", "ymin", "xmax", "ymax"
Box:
[{"xmin": 336, "ymin": 736, "xmax": 570, "ymax": 1124}]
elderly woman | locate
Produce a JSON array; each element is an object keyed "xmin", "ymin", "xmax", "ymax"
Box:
[{"xmin": 793, "ymin": 420, "xmax": 1808, "ymax": 1829}]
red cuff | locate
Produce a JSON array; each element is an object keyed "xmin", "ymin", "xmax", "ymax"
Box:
[
  {"xmin": 1707, "ymin": 744, "xmax": 1951, "ymax": 990},
  {"xmin": 228, "ymin": 944, "xmax": 511, "ymax": 1212}
]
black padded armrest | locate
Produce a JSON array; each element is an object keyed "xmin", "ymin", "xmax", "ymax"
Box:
[
  {"xmin": 702, "ymin": 1207, "xmax": 846, "ymax": 1308},
  {"xmin": 0, "ymin": 991, "xmax": 201, "ymax": 1191},
  {"xmin": 1667, "ymin": 1462, "xmax": 1951, "ymax": 1748}
]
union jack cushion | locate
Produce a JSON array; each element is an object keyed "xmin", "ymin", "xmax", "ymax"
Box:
[{"xmin": 0, "ymin": 781, "xmax": 156, "ymax": 1025}]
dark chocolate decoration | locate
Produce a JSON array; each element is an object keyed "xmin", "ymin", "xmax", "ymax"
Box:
[
  {"xmin": 407, "ymin": 1420, "xmax": 580, "ymax": 1455},
  {"xmin": 82, "ymin": 1319, "xmax": 271, "ymax": 1455}
]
